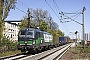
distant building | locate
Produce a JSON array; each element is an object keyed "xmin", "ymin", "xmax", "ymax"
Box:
[
  {"xmin": 3, "ymin": 20, "xmax": 21, "ymax": 41},
  {"xmin": 84, "ymin": 33, "xmax": 90, "ymax": 44},
  {"xmin": 84, "ymin": 33, "xmax": 90, "ymax": 41}
]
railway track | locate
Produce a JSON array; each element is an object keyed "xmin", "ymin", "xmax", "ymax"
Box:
[
  {"xmin": 0, "ymin": 43, "xmax": 72, "ymax": 60},
  {"xmin": 20, "ymin": 43, "xmax": 72, "ymax": 60},
  {"xmin": 40, "ymin": 43, "xmax": 71, "ymax": 60},
  {"xmin": 0, "ymin": 53, "xmax": 31, "ymax": 60}
]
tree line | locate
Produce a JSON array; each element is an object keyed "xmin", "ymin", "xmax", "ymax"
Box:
[{"xmin": 19, "ymin": 8, "xmax": 64, "ymax": 44}]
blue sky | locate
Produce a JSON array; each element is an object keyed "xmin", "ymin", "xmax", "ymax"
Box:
[{"xmin": 5, "ymin": 0, "xmax": 90, "ymax": 39}]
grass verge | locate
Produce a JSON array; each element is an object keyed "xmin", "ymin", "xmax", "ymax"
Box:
[{"xmin": 0, "ymin": 50, "xmax": 21, "ymax": 57}]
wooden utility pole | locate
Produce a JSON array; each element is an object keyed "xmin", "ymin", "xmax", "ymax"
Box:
[{"xmin": 27, "ymin": 8, "xmax": 30, "ymax": 28}]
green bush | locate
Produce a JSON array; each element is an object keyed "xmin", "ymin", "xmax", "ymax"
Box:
[{"xmin": 0, "ymin": 37, "xmax": 18, "ymax": 53}]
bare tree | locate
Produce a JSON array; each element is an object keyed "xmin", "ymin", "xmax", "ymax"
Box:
[{"xmin": 33, "ymin": 8, "xmax": 48, "ymax": 27}]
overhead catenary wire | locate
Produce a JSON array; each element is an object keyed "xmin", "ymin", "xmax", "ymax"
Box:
[
  {"xmin": 52, "ymin": 0, "xmax": 83, "ymax": 26},
  {"xmin": 8, "ymin": 14, "xmax": 20, "ymax": 19},
  {"xmin": 45, "ymin": 0, "xmax": 70, "ymax": 33},
  {"xmin": 73, "ymin": 7, "xmax": 83, "ymax": 14},
  {"xmin": 60, "ymin": 12, "xmax": 82, "ymax": 25},
  {"xmin": 17, "ymin": 0, "xmax": 34, "ymax": 16},
  {"xmin": 72, "ymin": 13, "xmax": 81, "ymax": 20},
  {"xmin": 15, "ymin": 7, "xmax": 27, "ymax": 14},
  {"xmin": 64, "ymin": 8, "xmax": 82, "ymax": 19},
  {"xmin": 53, "ymin": 0, "xmax": 71, "ymax": 22},
  {"xmin": 9, "ymin": 0, "xmax": 29, "ymax": 20},
  {"xmin": 45, "ymin": 0, "xmax": 62, "ymax": 22},
  {"xmin": 53, "ymin": 0, "xmax": 63, "ymax": 14},
  {"xmin": 4, "ymin": 5, "xmax": 22, "ymax": 18},
  {"xmin": 52, "ymin": 0, "xmax": 71, "ymax": 24},
  {"xmin": 69, "ymin": 13, "xmax": 81, "ymax": 18},
  {"xmin": 4, "ymin": 0, "xmax": 29, "ymax": 20},
  {"xmin": 63, "ymin": 13, "xmax": 81, "ymax": 22},
  {"xmin": 53, "ymin": 0, "xmax": 60, "ymax": 14},
  {"xmin": 53, "ymin": 0, "xmax": 82, "ymax": 21},
  {"xmin": 45, "ymin": 0, "xmax": 60, "ymax": 20},
  {"xmin": 5, "ymin": 11, "xmax": 21, "ymax": 20},
  {"xmin": 5, "ymin": 7, "xmax": 28, "ymax": 20},
  {"xmin": 18, "ymin": 0, "xmax": 29, "ymax": 8}
]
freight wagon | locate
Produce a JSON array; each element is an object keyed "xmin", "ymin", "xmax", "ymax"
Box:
[{"xmin": 59, "ymin": 36, "xmax": 70, "ymax": 45}]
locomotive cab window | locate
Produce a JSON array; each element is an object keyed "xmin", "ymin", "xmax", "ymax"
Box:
[{"xmin": 19, "ymin": 30, "xmax": 26, "ymax": 35}]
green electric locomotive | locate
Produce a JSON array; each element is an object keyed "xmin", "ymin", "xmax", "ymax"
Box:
[{"xmin": 18, "ymin": 28, "xmax": 53, "ymax": 53}]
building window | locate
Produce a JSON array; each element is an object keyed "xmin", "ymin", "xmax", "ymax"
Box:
[
  {"xmin": 11, "ymin": 34, "xmax": 12, "ymax": 38},
  {"xmin": 11, "ymin": 24, "xmax": 12, "ymax": 27},
  {"xmin": 13, "ymin": 25, "xmax": 14, "ymax": 28}
]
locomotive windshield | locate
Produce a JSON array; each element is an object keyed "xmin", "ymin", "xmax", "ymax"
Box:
[
  {"xmin": 27, "ymin": 31, "xmax": 33, "ymax": 36},
  {"xmin": 26, "ymin": 30, "xmax": 34, "ymax": 38},
  {"xmin": 19, "ymin": 30, "xmax": 34, "ymax": 38}
]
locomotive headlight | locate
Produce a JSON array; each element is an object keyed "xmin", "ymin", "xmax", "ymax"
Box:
[
  {"xmin": 60, "ymin": 41, "xmax": 61, "ymax": 42},
  {"xmin": 33, "ymin": 40, "xmax": 35, "ymax": 44},
  {"xmin": 25, "ymin": 41, "xmax": 27, "ymax": 43}
]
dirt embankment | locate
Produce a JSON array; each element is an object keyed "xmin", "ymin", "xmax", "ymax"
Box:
[{"xmin": 60, "ymin": 45, "xmax": 90, "ymax": 60}]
